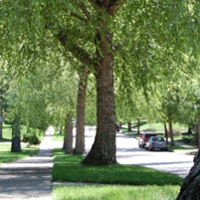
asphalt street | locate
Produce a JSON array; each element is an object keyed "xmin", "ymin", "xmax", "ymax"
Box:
[{"xmin": 84, "ymin": 126, "xmax": 196, "ymax": 178}]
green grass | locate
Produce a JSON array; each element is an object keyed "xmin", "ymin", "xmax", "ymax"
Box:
[
  {"xmin": 53, "ymin": 185, "xmax": 180, "ymax": 200},
  {"xmin": 0, "ymin": 124, "xmax": 12, "ymax": 141},
  {"xmin": 0, "ymin": 143, "xmax": 39, "ymax": 165},
  {"xmin": 53, "ymin": 149, "xmax": 183, "ymax": 200},
  {"xmin": 53, "ymin": 133, "xmax": 64, "ymax": 141},
  {"xmin": 0, "ymin": 125, "xmax": 40, "ymax": 165},
  {"xmin": 53, "ymin": 149, "xmax": 183, "ymax": 186}
]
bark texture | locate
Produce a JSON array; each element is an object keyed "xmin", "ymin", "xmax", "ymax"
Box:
[
  {"xmin": 74, "ymin": 68, "xmax": 89, "ymax": 154},
  {"xmin": 0, "ymin": 122, "xmax": 2, "ymax": 139},
  {"xmin": 0, "ymin": 93, "xmax": 3, "ymax": 139},
  {"xmin": 82, "ymin": 29, "xmax": 116, "ymax": 165},
  {"xmin": 81, "ymin": 1, "xmax": 124, "ymax": 165},
  {"xmin": 164, "ymin": 121, "xmax": 169, "ymax": 144},
  {"xmin": 64, "ymin": 113, "xmax": 73, "ymax": 154},
  {"xmin": 176, "ymin": 149, "xmax": 200, "ymax": 200},
  {"xmin": 11, "ymin": 115, "xmax": 21, "ymax": 152},
  {"xmin": 198, "ymin": 117, "xmax": 200, "ymax": 148}
]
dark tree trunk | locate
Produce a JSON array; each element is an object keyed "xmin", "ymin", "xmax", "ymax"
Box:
[
  {"xmin": 168, "ymin": 115, "xmax": 174, "ymax": 146},
  {"xmin": 164, "ymin": 121, "xmax": 169, "ymax": 144},
  {"xmin": 0, "ymin": 122, "xmax": 2, "ymax": 139},
  {"xmin": 176, "ymin": 149, "xmax": 200, "ymax": 199},
  {"xmin": 74, "ymin": 67, "xmax": 89, "ymax": 154},
  {"xmin": 0, "ymin": 108, "xmax": 3, "ymax": 139},
  {"xmin": 59, "ymin": 125, "xmax": 63, "ymax": 135},
  {"xmin": 128, "ymin": 122, "xmax": 132, "ymax": 132},
  {"xmin": 11, "ymin": 115, "xmax": 21, "ymax": 152},
  {"xmin": 198, "ymin": 116, "xmax": 200, "ymax": 149},
  {"xmin": 64, "ymin": 112, "xmax": 73, "ymax": 154},
  {"xmin": 82, "ymin": 26, "xmax": 117, "ymax": 165},
  {"xmin": 187, "ymin": 126, "xmax": 192, "ymax": 135},
  {"xmin": 137, "ymin": 118, "xmax": 140, "ymax": 134}
]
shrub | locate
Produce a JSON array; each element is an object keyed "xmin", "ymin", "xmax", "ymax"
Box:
[{"xmin": 22, "ymin": 127, "xmax": 41, "ymax": 146}]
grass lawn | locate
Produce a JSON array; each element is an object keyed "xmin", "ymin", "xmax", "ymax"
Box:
[
  {"xmin": 0, "ymin": 124, "xmax": 40, "ymax": 165},
  {"xmin": 0, "ymin": 143, "xmax": 39, "ymax": 165},
  {"xmin": 53, "ymin": 185, "xmax": 180, "ymax": 200},
  {"xmin": 53, "ymin": 149, "xmax": 183, "ymax": 200},
  {"xmin": 53, "ymin": 133, "xmax": 64, "ymax": 141},
  {"xmin": 0, "ymin": 124, "xmax": 12, "ymax": 141}
]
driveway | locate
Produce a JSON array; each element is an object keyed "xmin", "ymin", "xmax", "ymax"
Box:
[{"xmin": 84, "ymin": 126, "xmax": 195, "ymax": 178}]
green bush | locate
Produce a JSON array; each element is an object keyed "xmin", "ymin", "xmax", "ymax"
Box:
[
  {"xmin": 182, "ymin": 132, "xmax": 198, "ymax": 146},
  {"xmin": 22, "ymin": 134, "xmax": 41, "ymax": 145},
  {"xmin": 22, "ymin": 127, "xmax": 41, "ymax": 146}
]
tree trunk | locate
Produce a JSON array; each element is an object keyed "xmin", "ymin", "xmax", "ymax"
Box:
[
  {"xmin": 82, "ymin": 26, "xmax": 117, "ymax": 165},
  {"xmin": 164, "ymin": 121, "xmax": 169, "ymax": 144},
  {"xmin": 64, "ymin": 112, "xmax": 73, "ymax": 154},
  {"xmin": 198, "ymin": 116, "xmax": 200, "ymax": 149},
  {"xmin": 168, "ymin": 115, "xmax": 174, "ymax": 146},
  {"xmin": 0, "ymin": 107, "xmax": 3, "ymax": 139},
  {"xmin": 137, "ymin": 118, "xmax": 140, "ymax": 134},
  {"xmin": 0, "ymin": 122, "xmax": 2, "ymax": 139},
  {"xmin": 11, "ymin": 115, "xmax": 21, "ymax": 152},
  {"xmin": 176, "ymin": 149, "xmax": 200, "ymax": 199},
  {"xmin": 74, "ymin": 67, "xmax": 89, "ymax": 154},
  {"xmin": 128, "ymin": 122, "xmax": 132, "ymax": 132}
]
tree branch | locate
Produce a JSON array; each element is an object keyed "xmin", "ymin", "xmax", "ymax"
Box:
[
  {"xmin": 77, "ymin": 1, "xmax": 91, "ymax": 20},
  {"xmin": 70, "ymin": 12, "xmax": 88, "ymax": 22},
  {"xmin": 57, "ymin": 30, "xmax": 94, "ymax": 66},
  {"xmin": 88, "ymin": 0, "xmax": 126, "ymax": 16}
]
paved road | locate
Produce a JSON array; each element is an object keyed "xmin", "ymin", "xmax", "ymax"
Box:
[{"xmin": 84, "ymin": 126, "xmax": 196, "ymax": 178}]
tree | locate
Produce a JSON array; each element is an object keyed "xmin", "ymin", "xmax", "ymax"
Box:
[
  {"xmin": 1, "ymin": 0, "xmax": 200, "ymax": 165},
  {"xmin": 11, "ymin": 114, "xmax": 21, "ymax": 152},
  {"xmin": 74, "ymin": 67, "xmax": 90, "ymax": 154},
  {"xmin": 176, "ymin": 149, "xmax": 200, "ymax": 199},
  {"xmin": 63, "ymin": 112, "xmax": 73, "ymax": 154}
]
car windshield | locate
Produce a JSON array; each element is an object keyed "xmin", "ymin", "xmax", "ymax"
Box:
[{"xmin": 155, "ymin": 137, "xmax": 165, "ymax": 142}]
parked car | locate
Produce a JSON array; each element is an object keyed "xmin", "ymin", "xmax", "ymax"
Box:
[
  {"xmin": 138, "ymin": 132, "xmax": 157, "ymax": 148},
  {"xmin": 145, "ymin": 136, "xmax": 168, "ymax": 151}
]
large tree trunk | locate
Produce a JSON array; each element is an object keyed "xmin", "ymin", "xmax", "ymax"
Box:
[
  {"xmin": 11, "ymin": 115, "xmax": 21, "ymax": 152},
  {"xmin": 0, "ymin": 98, "xmax": 3, "ymax": 139},
  {"xmin": 64, "ymin": 112, "xmax": 73, "ymax": 154},
  {"xmin": 82, "ymin": 24, "xmax": 117, "ymax": 165},
  {"xmin": 176, "ymin": 149, "xmax": 200, "ymax": 199},
  {"xmin": 74, "ymin": 67, "xmax": 89, "ymax": 154},
  {"xmin": 198, "ymin": 116, "xmax": 200, "ymax": 148},
  {"xmin": 0, "ymin": 122, "xmax": 2, "ymax": 139}
]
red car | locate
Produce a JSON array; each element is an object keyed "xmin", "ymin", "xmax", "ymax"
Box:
[{"xmin": 138, "ymin": 132, "xmax": 157, "ymax": 148}]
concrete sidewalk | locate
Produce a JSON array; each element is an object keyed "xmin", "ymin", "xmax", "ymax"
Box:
[{"xmin": 0, "ymin": 127, "xmax": 54, "ymax": 200}]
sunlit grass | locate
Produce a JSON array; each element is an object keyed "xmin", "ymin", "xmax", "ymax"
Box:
[
  {"xmin": 53, "ymin": 185, "xmax": 180, "ymax": 200},
  {"xmin": 53, "ymin": 133, "xmax": 64, "ymax": 141},
  {"xmin": 0, "ymin": 143, "xmax": 39, "ymax": 165},
  {"xmin": 53, "ymin": 149, "xmax": 183, "ymax": 186},
  {"xmin": 53, "ymin": 149, "xmax": 182, "ymax": 200}
]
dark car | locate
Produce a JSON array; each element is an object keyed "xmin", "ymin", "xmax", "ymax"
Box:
[
  {"xmin": 138, "ymin": 132, "xmax": 157, "ymax": 148},
  {"xmin": 145, "ymin": 136, "xmax": 168, "ymax": 151}
]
